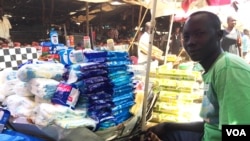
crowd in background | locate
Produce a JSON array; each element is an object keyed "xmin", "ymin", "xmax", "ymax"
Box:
[
  {"xmin": 1, "ymin": 1, "xmax": 250, "ymax": 63},
  {"xmin": 135, "ymin": 14, "xmax": 250, "ymax": 64}
]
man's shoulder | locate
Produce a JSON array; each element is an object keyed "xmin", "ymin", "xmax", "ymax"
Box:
[
  {"xmin": 140, "ymin": 32, "xmax": 149, "ymax": 40},
  {"xmin": 220, "ymin": 53, "xmax": 250, "ymax": 68},
  {"xmin": 221, "ymin": 29, "xmax": 228, "ymax": 36},
  {"xmin": 2, "ymin": 16, "xmax": 9, "ymax": 20},
  {"xmin": 222, "ymin": 28, "xmax": 241, "ymax": 37}
]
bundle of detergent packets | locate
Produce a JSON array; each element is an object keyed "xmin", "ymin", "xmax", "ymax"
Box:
[
  {"xmin": 0, "ymin": 68, "xmax": 19, "ymax": 102},
  {"xmin": 28, "ymin": 78, "xmax": 60, "ymax": 100},
  {"xmin": 1, "ymin": 61, "xmax": 98, "ymax": 132},
  {"xmin": 17, "ymin": 61, "xmax": 65, "ymax": 82},
  {"xmin": 56, "ymin": 50, "xmax": 136, "ymax": 130}
]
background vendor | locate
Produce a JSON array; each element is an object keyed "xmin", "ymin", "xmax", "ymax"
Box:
[
  {"xmin": 0, "ymin": 5, "xmax": 12, "ymax": 45},
  {"xmin": 138, "ymin": 22, "xmax": 163, "ymax": 65}
]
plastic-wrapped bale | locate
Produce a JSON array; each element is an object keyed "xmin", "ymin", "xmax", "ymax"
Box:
[
  {"xmin": 17, "ymin": 63, "xmax": 64, "ymax": 82},
  {"xmin": 80, "ymin": 50, "xmax": 135, "ymax": 130}
]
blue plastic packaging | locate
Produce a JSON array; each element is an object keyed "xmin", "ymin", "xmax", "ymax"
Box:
[
  {"xmin": 1, "ymin": 129, "xmax": 45, "ymax": 141},
  {"xmin": 0, "ymin": 108, "xmax": 10, "ymax": 133},
  {"xmin": 51, "ymin": 82, "xmax": 80, "ymax": 109},
  {"xmin": 40, "ymin": 41, "xmax": 52, "ymax": 47},
  {"xmin": 50, "ymin": 28, "xmax": 59, "ymax": 45}
]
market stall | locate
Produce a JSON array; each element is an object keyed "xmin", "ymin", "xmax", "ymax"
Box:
[
  {"xmin": 1, "ymin": 0, "xmax": 249, "ymax": 141},
  {"xmin": 0, "ymin": 17, "xmax": 157, "ymax": 140}
]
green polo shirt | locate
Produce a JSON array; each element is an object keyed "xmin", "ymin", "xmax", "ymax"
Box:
[{"xmin": 200, "ymin": 52, "xmax": 250, "ymax": 141}]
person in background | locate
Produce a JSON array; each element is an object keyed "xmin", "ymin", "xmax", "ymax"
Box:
[
  {"xmin": 169, "ymin": 26, "xmax": 183, "ymax": 55},
  {"xmin": 0, "ymin": 5, "xmax": 12, "ymax": 45},
  {"xmin": 137, "ymin": 22, "xmax": 163, "ymax": 65},
  {"xmin": 242, "ymin": 29, "xmax": 250, "ymax": 59},
  {"xmin": 137, "ymin": 22, "xmax": 152, "ymax": 64},
  {"xmin": 108, "ymin": 26, "xmax": 119, "ymax": 43},
  {"xmin": 74, "ymin": 41, "xmax": 84, "ymax": 50},
  {"xmin": 147, "ymin": 11, "xmax": 250, "ymax": 141},
  {"xmin": 120, "ymin": 25, "xmax": 133, "ymax": 42},
  {"xmin": 221, "ymin": 15, "xmax": 242, "ymax": 57},
  {"xmin": 119, "ymin": 25, "xmax": 129, "ymax": 41},
  {"xmin": 159, "ymin": 32, "xmax": 169, "ymax": 55}
]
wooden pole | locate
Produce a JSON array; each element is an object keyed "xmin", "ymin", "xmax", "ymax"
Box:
[
  {"xmin": 138, "ymin": 5, "xmax": 143, "ymax": 26},
  {"xmin": 127, "ymin": 8, "xmax": 149, "ymax": 52},
  {"xmin": 164, "ymin": 0, "xmax": 177, "ymax": 64},
  {"xmin": 100, "ymin": 3, "xmax": 103, "ymax": 27},
  {"xmin": 86, "ymin": 2, "xmax": 89, "ymax": 36}
]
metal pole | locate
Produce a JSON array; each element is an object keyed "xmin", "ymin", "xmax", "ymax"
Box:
[
  {"xmin": 164, "ymin": 0, "xmax": 177, "ymax": 64},
  {"xmin": 140, "ymin": 0, "xmax": 157, "ymax": 141}
]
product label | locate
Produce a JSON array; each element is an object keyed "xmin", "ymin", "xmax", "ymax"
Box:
[
  {"xmin": 57, "ymin": 83, "xmax": 72, "ymax": 92},
  {"xmin": 51, "ymin": 35, "xmax": 59, "ymax": 45}
]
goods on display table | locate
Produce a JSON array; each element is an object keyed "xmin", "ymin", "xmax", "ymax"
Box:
[
  {"xmin": 0, "ymin": 27, "xmax": 205, "ymax": 140},
  {"xmin": 0, "ymin": 27, "xmax": 144, "ymax": 140},
  {"xmin": 150, "ymin": 65, "xmax": 204, "ymax": 123},
  {"xmin": 126, "ymin": 54, "xmax": 205, "ymax": 128},
  {"xmin": 0, "ymin": 45, "xmax": 144, "ymax": 140}
]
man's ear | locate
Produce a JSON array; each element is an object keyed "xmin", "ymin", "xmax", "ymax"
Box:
[{"xmin": 218, "ymin": 30, "xmax": 224, "ymax": 40}]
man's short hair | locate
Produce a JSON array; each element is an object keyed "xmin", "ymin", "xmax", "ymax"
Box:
[
  {"xmin": 189, "ymin": 11, "xmax": 221, "ymax": 31},
  {"xmin": 227, "ymin": 14, "xmax": 237, "ymax": 22},
  {"xmin": 145, "ymin": 22, "xmax": 152, "ymax": 27}
]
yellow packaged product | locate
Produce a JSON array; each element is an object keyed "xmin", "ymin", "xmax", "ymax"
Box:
[
  {"xmin": 158, "ymin": 69, "xmax": 202, "ymax": 81},
  {"xmin": 166, "ymin": 54, "xmax": 177, "ymax": 62},
  {"xmin": 130, "ymin": 90, "xmax": 144, "ymax": 116},
  {"xmin": 159, "ymin": 90, "xmax": 202, "ymax": 103},
  {"xmin": 176, "ymin": 81, "xmax": 195, "ymax": 93},
  {"xmin": 151, "ymin": 112, "xmax": 178, "ymax": 122},
  {"xmin": 138, "ymin": 42, "xmax": 163, "ymax": 60},
  {"xmin": 158, "ymin": 79, "xmax": 177, "ymax": 88},
  {"xmin": 153, "ymin": 101, "xmax": 179, "ymax": 114},
  {"xmin": 151, "ymin": 111, "xmax": 199, "ymax": 123},
  {"xmin": 158, "ymin": 91, "xmax": 179, "ymax": 102}
]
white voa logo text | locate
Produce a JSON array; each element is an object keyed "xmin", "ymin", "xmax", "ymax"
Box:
[{"xmin": 226, "ymin": 129, "xmax": 246, "ymax": 136}]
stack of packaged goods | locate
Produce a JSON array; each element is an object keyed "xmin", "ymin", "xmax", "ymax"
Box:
[
  {"xmin": 151, "ymin": 67, "xmax": 204, "ymax": 123},
  {"xmin": 39, "ymin": 28, "xmax": 67, "ymax": 62},
  {"xmin": 58, "ymin": 51, "xmax": 134, "ymax": 130},
  {"xmin": 0, "ymin": 49, "xmax": 136, "ymax": 140}
]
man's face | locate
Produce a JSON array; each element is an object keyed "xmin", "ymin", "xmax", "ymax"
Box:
[
  {"xmin": 182, "ymin": 15, "xmax": 219, "ymax": 62},
  {"xmin": 227, "ymin": 17, "xmax": 236, "ymax": 28},
  {"xmin": 175, "ymin": 27, "xmax": 180, "ymax": 33}
]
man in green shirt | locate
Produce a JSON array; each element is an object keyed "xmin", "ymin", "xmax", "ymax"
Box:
[{"xmin": 147, "ymin": 11, "xmax": 250, "ymax": 141}]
